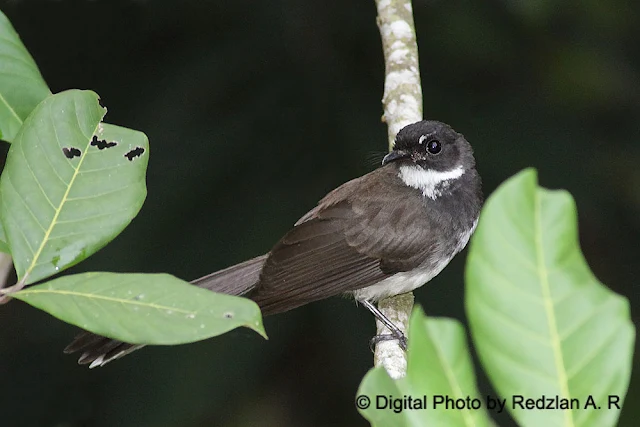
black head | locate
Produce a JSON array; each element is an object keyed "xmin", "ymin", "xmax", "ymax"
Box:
[{"xmin": 382, "ymin": 120, "xmax": 475, "ymax": 172}]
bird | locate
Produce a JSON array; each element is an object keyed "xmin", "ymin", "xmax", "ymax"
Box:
[{"xmin": 64, "ymin": 120, "xmax": 483, "ymax": 367}]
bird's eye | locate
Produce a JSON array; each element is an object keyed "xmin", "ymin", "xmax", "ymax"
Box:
[{"xmin": 426, "ymin": 139, "xmax": 441, "ymax": 154}]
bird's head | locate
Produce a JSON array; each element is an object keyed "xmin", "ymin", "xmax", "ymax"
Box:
[
  {"xmin": 382, "ymin": 120, "xmax": 477, "ymax": 199},
  {"xmin": 382, "ymin": 120, "xmax": 475, "ymax": 172}
]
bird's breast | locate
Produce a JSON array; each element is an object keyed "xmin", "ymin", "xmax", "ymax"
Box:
[{"xmin": 351, "ymin": 216, "xmax": 478, "ymax": 302}]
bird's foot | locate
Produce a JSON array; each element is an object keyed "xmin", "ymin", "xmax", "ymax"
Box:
[{"xmin": 369, "ymin": 331, "xmax": 407, "ymax": 352}]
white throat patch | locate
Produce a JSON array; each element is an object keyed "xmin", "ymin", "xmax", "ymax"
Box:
[{"xmin": 398, "ymin": 165, "xmax": 465, "ymax": 199}]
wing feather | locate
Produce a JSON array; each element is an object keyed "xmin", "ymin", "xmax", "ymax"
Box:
[{"xmin": 250, "ymin": 167, "xmax": 436, "ymax": 315}]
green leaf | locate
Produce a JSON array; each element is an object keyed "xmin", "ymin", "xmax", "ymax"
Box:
[
  {"xmin": 358, "ymin": 308, "xmax": 494, "ymax": 427},
  {"xmin": 0, "ymin": 223, "xmax": 9, "ymax": 253},
  {"xmin": 466, "ymin": 168, "xmax": 634, "ymax": 427},
  {"xmin": 0, "ymin": 89, "xmax": 149, "ymax": 284},
  {"xmin": 0, "ymin": 10, "xmax": 51, "ymax": 142},
  {"xmin": 13, "ymin": 272, "xmax": 266, "ymax": 344}
]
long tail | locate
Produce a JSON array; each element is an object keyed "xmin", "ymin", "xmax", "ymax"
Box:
[{"xmin": 63, "ymin": 255, "xmax": 267, "ymax": 368}]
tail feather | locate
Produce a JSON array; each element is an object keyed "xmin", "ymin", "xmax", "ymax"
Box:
[
  {"xmin": 64, "ymin": 255, "xmax": 267, "ymax": 368},
  {"xmin": 190, "ymin": 255, "xmax": 266, "ymax": 295}
]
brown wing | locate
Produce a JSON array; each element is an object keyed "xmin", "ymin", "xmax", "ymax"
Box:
[{"xmin": 250, "ymin": 166, "xmax": 436, "ymax": 315}]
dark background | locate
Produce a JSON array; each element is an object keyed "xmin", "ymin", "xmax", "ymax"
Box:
[{"xmin": 1, "ymin": 1, "xmax": 638, "ymax": 426}]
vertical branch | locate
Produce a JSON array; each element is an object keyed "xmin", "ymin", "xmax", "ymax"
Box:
[
  {"xmin": 373, "ymin": 0, "xmax": 423, "ymax": 379},
  {"xmin": 376, "ymin": 0, "xmax": 423, "ymax": 150}
]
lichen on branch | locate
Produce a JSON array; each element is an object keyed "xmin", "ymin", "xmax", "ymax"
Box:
[{"xmin": 376, "ymin": 0, "xmax": 423, "ymax": 150}]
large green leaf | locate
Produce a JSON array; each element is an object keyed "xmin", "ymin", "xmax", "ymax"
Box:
[
  {"xmin": 13, "ymin": 272, "xmax": 266, "ymax": 344},
  {"xmin": 0, "ymin": 10, "xmax": 51, "ymax": 142},
  {"xmin": 0, "ymin": 226, "xmax": 8, "ymax": 253},
  {"xmin": 358, "ymin": 308, "xmax": 494, "ymax": 427},
  {"xmin": 0, "ymin": 89, "xmax": 149, "ymax": 284},
  {"xmin": 466, "ymin": 168, "xmax": 634, "ymax": 427}
]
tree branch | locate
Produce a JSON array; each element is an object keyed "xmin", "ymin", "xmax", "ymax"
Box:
[
  {"xmin": 373, "ymin": 0, "xmax": 423, "ymax": 379},
  {"xmin": 0, "ymin": 254, "xmax": 16, "ymax": 304}
]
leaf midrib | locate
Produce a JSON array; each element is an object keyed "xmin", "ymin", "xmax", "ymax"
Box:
[
  {"xmin": 22, "ymin": 98, "xmax": 99, "ymax": 282},
  {"xmin": 430, "ymin": 328, "xmax": 479, "ymax": 427},
  {"xmin": 534, "ymin": 191, "xmax": 575, "ymax": 427},
  {"xmin": 16, "ymin": 288, "xmax": 194, "ymax": 314}
]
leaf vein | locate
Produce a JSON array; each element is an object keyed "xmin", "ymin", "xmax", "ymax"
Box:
[
  {"xmin": 18, "ymin": 288, "xmax": 196, "ymax": 314},
  {"xmin": 66, "ymin": 183, "xmax": 134, "ymax": 202},
  {"xmin": 535, "ymin": 191, "xmax": 574, "ymax": 427},
  {"xmin": 54, "ymin": 206, "xmax": 133, "ymax": 225},
  {"xmin": 473, "ymin": 287, "xmax": 551, "ymax": 345},
  {"xmin": 5, "ymin": 172, "xmax": 48, "ymax": 232},
  {"xmin": 22, "ymin": 98, "xmax": 99, "ymax": 281},
  {"xmin": 0, "ymin": 90, "xmax": 22, "ymax": 124},
  {"xmin": 566, "ymin": 326, "xmax": 625, "ymax": 381},
  {"xmin": 17, "ymin": 139, "xmax": 58, "ymax": 210}
]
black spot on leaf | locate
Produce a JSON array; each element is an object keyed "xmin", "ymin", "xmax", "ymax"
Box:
[
  {"xmin": 91, "ymin": 135, "xmax": 117, "ymax": 150},
  {"xmin": 63, "ymin": 147, "xmax": 81, "ymax": 159},
  {"xmin": 124, "ymin": 147, "xmax": 145, "ymax": 161}
]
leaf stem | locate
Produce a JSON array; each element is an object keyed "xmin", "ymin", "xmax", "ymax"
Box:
[{"xmin": 0, "ymin": 267, "xmax": 27, "ymax": 304}]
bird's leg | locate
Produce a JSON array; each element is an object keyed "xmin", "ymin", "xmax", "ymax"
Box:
[{"xmin": 360, "ymin": 300, "xmax": 407, "ymax": 351}]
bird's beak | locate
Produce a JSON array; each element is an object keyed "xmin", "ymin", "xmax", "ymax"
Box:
[{"xmin": 382, "ymin": 149, "xmax": 410, "ymax": 166}]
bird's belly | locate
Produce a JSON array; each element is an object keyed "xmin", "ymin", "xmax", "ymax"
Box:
[
  {"xmin": 351, "ymin": 217, "xmax": 478, "ymax": 302},
  {"xmin": 351, "ymin": 257, "xmax": 451, "ymax": 302}
]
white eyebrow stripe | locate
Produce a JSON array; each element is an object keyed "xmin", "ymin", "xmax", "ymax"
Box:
[{"xmin": 418, "ymin": 131, "xmax": 437, "ymax": 145}]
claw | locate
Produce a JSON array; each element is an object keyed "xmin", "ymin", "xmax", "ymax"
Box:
[{"xmin": 369, "ymin": 332, "xmax": 407, "ymax": 352}]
